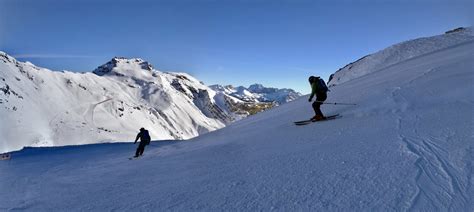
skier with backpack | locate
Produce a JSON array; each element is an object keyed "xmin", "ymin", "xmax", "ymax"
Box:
[
  {"xmin": 133, "ymin": 127, "xmax": 151, "ymax": 158},
  {"xmin": 308, "ymin": 76, "xmax": 329, "ymax": 121}
]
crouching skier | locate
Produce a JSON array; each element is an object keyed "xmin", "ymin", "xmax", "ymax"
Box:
[
  {"xmin": 308, "ymin": 76, "xmax": 329, "ymax": 121},
  {"xmin": 133, "ymin": 127, "xmax": 151, "ymax": 158}
]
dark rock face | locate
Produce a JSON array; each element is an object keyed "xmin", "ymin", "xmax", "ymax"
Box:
[
  {"xmin": 445, "ymin": 27, "xmax": 466, "ymax": 34},
  {"xmin": 328, "ymin": 74, "xmax": 334, "ymax": 85},
  {"xmin": 93, "ymin": 58, "xmax": 120, "ymax": 76}
]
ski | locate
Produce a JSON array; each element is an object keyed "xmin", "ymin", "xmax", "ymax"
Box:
[{"xmin": 294, "ymin": 114, "xmax": 340, "ymax": 126}]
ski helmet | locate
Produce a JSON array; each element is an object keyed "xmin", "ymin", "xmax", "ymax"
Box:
[{"xmin": 308, "ymin": 76, "xmax": 317, "ymax": 83}]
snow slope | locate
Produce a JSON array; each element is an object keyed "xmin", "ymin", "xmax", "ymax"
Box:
[
  {"xmin": 0, "ymin": 55, "xmax": 231, "ymax": 153},
  {"xmin": 1, "ymin": 34, "xmax": 473, "ymax": 210},
  {"xmin": 328, "ymin": 27, "xmax": 473, "ymax": 86}
]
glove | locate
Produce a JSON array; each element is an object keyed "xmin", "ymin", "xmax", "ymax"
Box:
[{"xmin": 308, "ymin": 98, "xmax": 312, "ymax": 102}]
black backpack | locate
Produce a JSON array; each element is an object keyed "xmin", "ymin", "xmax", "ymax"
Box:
[
  {"xmin": 142, "ymin": 130, "xmax": 151, "ymax": 145},
  {"xmin": 317, "ymin": 77, "xmax": 329, "ymax": 92}
]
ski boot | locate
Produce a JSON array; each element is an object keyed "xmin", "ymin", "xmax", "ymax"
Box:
[{"xmin": 311, "ymin": 114, "xmax": 326, "ymax": 122}]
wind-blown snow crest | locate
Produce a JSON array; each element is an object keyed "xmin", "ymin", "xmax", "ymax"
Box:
[{"xmin": 329, "ymin": 27, "xmax": 473, "ymax": 86}]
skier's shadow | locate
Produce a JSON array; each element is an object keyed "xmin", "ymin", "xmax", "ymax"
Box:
[
  {"xmin": 121, "ymin": 139, "xmax": 185, "ymax": 158},
  {"xmin": 6, "ymin": 140, "xmax": 183, "ymax": 162},
  {"xmin": 144, "ymin": 140, "xmax": 186, "ymax": 154}
]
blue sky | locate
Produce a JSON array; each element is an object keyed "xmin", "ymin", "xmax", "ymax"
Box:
[{"xmin": 0, "ymin": 0, "xmax": 472, "ymax": 93}]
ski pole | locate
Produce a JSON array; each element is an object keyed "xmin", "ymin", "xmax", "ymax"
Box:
[{"xmin": 315, "ymin": 101, "xmax": 357, "ymax": 106}]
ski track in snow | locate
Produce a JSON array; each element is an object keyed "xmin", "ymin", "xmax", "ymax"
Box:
[
  {"xmin": 398, "ymin": 119, "xmax": 469, "ymax": 211},
  {"xmin": 83, "ymin": 98, "xmax": 113, "ymax": 126},
  {"xmin": 391, "ymin": 69, "xmax": 470, "ymax": 211}
]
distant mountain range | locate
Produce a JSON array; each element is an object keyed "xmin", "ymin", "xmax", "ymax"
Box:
[
  {"xmin": 210, "ymin": 84, "xmax": 301, "ymax": 105},
  {"xmin": 209, "ymin": 84, "xmax": 302, "ymax": 120}
]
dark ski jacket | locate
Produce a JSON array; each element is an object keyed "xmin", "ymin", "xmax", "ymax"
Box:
[
  {"xmin": 309, "ymin": 80, "xmax": 327, "ymax": 100},
  {"xmin": 135, "ymin": 130, "xmax": 151, "ymax": 144}
]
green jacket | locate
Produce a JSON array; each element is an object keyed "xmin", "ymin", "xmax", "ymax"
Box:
[{"xmin": 309, "ymin": 81, "xmax": 324, "ymax": 100}]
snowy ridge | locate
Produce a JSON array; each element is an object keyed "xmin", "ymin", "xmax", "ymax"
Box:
[
  {"xmin": 328, "ymin": 27, "xmax": 474, "ymax": 86},
  {"xmin": 0, "ymin": 53, "xmax": 231, "ymax": 153}
]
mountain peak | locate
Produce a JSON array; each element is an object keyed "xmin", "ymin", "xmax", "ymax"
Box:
[
  {"xmin": 248, "ymin": 83, "xmax": 264, "ymax": 91},
  {"xmin": 248, "ymin": 84, "xmax": 279, "ymax": 94},
  {"xmin": 93, "ymin": 57, "xmax": 154, "ymax": 76}
]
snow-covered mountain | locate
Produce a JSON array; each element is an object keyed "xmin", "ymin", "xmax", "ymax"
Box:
[
  {"xmin": 209, "ymin": 83, "xmax": 301, "ymax": 120},
  {"xmin": 210, "ymin": 83, "xmax": 301, "ymax": 104},
  {"xmin": 328, "ymin": 27, "xmax": 473, "ymax": 86},
  {"xmin": 1, "ymin": 28, "xmax": 472, "ymax": 211},
  {"xmin": 0, "ymin": 54, "xmax": 232, "ymax": 153}
]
